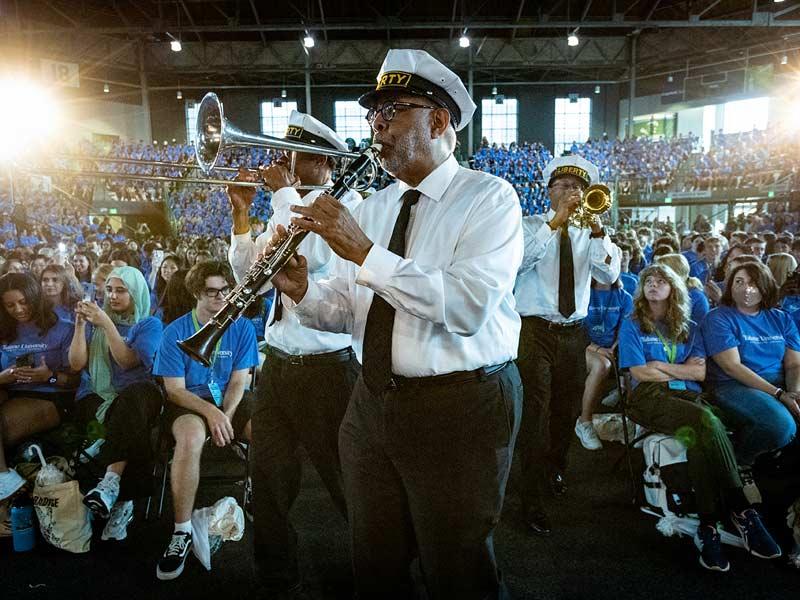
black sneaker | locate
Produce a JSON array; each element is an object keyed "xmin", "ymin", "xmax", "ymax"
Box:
[
  {"xmin": 694, "ymin": 525, "xmax": 730, "ymax": 572},
  {"xmin": 156, "ymin": 531, "xmax": 193, "ymax": 580},
  {"xmin": 731, "ymin": 508, "xmax": 782, "ymax": 559}
]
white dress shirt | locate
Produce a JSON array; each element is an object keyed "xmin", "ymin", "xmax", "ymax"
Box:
[
  {"xmin": 288, "ymin": 154, "xmax": 523, "ymax": 377},
  {"xmin": 228, "ymin": 186, "xmax": 362, "ymax": 355},
  {"xmin": 515, "ymin": 209, "xmax": 621, "ymax": 322}
]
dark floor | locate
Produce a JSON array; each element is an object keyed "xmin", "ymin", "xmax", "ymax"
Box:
[{"xmin": 1, "ymin": 440, "xmax": 798, "ymax": 600}]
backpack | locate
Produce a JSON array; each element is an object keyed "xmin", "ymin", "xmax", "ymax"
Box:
[{"xmin": 642, "ymin": 434, "xmax": 696, "ymax": 517}]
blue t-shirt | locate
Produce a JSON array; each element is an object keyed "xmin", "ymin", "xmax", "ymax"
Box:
[
  {"xmin": 689, "ymin": 287, "xmax": 710, "ymax": 326},
  {"xmin": 76, "ymin": 317, "xmax": 163, "ymax": 400},
  {"xmin": 781, "ymin": 295, "xmax": 800, "ymax": 315},
  {"xmin": 618, "ymin": 318, "xmax": 706, "ymax": 392},
  {"xmin": 153, "ymin": 311, "xmax": 259, "ymax": 404},
  {"xmin": 584, "ymin": 287, "xmax": 633, "ymax": 347},
  {"xmin": 620, "ymin": 272, "xmax": 638, "ymax": 298},
  {"xmin": 682, "ymin": 250, "xmax": 698, "ymax": 266},
  {"xmin": 0, "ymin": 318, "xmax": 76, "ymax": 393},
  {"xmin": 689, "ymin": 260, "xmax": 712, "ymax": 284},
  {"xmin": 54, "ymin": 304, "xmax": 74, "ymax": 323},
  {"xmin": 702, "ymin": 305, "xmax": 800, "ymax": 382}
]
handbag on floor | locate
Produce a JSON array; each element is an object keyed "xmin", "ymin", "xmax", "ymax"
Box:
[{"xmin": 642, "ymin": 434, "xmax": 696, "ymax": 517}]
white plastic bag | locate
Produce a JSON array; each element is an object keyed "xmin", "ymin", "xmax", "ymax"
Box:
[
  {"xmin": 191, "ymin": 497, "xmax": 245, "ymax": 571},
  {"xmin": 643, "ymin": 511, "xmax": 745, "ymax": 549},
  {"xmin": 31, "ymin": 445, "xmax": 66, "ymax": 487}
]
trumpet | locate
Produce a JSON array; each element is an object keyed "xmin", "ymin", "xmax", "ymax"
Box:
[
  {"xmin": 177, "ymin": 143, "xmax": 383, "ymax": 366},
  {"xmin": 569, "ymin": 184, "xmax": 612, "ymax": 229}
]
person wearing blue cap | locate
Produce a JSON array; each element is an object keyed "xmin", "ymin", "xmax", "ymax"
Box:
[{"xmin": 269, "ymin": 48, "xmax": 523, "ymax": 599}]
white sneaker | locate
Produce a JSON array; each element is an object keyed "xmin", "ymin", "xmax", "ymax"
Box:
[
  {"xmin": 0, "ymin": 469, "xmax": 26, "ymax": 501},
  {"xmin": 632, "ymin": 424, "xmax": 649, "ymax": 448},
  {"xmin": 79, "ymin": 439, "xmax": 105, "ymax": 464},
  {"xmin": 83, "ymin": 475, "xmax": 120, "ymax": 519},
  {"xmin": 575, "ymin": 418, "xmax": 603, "ymax": 450},
  {"xmin": 101, "ymin": 500, "xmax": 134, "ymax": 541}
]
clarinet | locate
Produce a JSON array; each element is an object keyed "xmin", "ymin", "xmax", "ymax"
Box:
[{"xmin": 178, "ymin": 144, "xmax": 382, "ymax": 366}]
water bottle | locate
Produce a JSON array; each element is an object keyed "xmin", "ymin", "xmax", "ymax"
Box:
[{"xmin": 11, "ymin": 495, "xmax": 36, "ymax": 552}]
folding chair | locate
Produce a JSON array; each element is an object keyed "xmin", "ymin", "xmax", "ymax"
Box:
[{"xmin": 611, "ymin": 358, "xmax": 649, "ymax": 505}]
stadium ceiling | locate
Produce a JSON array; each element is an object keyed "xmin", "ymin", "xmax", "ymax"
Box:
[{"xmin": 3, "ymin": 1, "xmax": 800, "ymax": 92}]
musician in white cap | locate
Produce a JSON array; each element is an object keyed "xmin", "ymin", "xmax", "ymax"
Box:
[
  {"xmin": 513, "ymin": 155, "xmax": 620, "ymax": 537},
  {"xmin": 268, "ymin": 49, "xmax": 523, "ymax": 599},
  {"xmin": 227, "ymin": 110, "xmax": 362, "ymax": 594}
]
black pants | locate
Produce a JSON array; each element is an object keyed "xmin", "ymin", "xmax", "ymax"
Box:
[
  {"xmin": 251, "ymin": 346, "xmax": 359, "ymax": 588},
  {"xmin": 339, "ymin": 363, "xmax": 523, "ymax": 600},
  {"xmin": 80, "ymin": 380, "xmax": 164, "ymax": 500},
  {"xmin": 515, "ymin": 317, "xmax": 587, "ymax": 513}
]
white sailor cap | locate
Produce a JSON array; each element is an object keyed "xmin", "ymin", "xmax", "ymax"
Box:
[
  {"xmin": 284, "ymin": 111, "xmax": 349, "ymax": 153},
  {"xmin": 542, "ymin": 155, "xmax": 600, "ymax": 187},
  {"xmin": 358, "ymin": 49, "xmax": 476, "ymax": 132}
]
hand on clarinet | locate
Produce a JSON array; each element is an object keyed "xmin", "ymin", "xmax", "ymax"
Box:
[
  {"xmin": 289, "ymin": 193, "xmax": 373, "ymax": 265},
  {"xmin": 268, "ymin": 224, "xmax": 309, "ymax": 304}
]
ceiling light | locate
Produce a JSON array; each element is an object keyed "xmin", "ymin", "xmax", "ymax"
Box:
[
  {"xmin": 459, "ymin": 35, "xmax": 470, "ymax": 48},
  {"xmin": 567, "ymin": 33, "xmax": 579, "ymax": 47},
  {"xmin": 594, "ymin": 85, "xmax": 601, "ymax": 94},
  {"xmin": 281, "ymin": 88, "xmax": 287, "ymax": 98},
  {"xmin": 775, "ymin": 0, "xmax": 786, "ymax": 3},
  {"xmin": 491, "ymin": 86, "xmax": 498, "ymax": 96},
  {"xmin": 781, "ymin": 54, "xmax": 789, "ymax": 65},
  {"xmin": 303, "ymin": 33, "xmax": 315, "ymax": 48},
  {"xmin": 103, "ymin": 82, "xmax": 110, "ymax": 93},
  {"xmin": 176, "ymin": 90, "xmax": 183, "ymax": 100},
  {"xmin": 170, "ymin": 39, "xmax": 182, "ymax": 52}
]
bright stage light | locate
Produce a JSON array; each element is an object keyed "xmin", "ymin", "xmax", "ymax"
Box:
[
  {"xmin": 568, "ymin": 33, "xmax": 579, "ymax": 47},
  {"xmin": 459, "ymin": 35, "xmax": 470, "ymax": 48},
  {"xmin": 303, "ymin": 34, "xmax": 315, "ymax": 48},
  {"xmin": 170, "ymin": 39, "xmax": 182, "ymax": 52},
  {"xmin": 0, "ymin": 78, "xmax": 62, "ymax": 161}
]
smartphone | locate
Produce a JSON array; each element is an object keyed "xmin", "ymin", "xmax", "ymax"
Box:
[{"xmin": 15, "ymin": 353, "xmax": 34, "ymax": 368}]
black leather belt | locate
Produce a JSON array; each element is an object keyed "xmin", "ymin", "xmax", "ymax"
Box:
[
  {"xmin": 526, "ymin": 315, "xmax": 584, "ymax": 330},
  {"xmin": 387, "ymin": 361, "xmax": 510, "ymax": 390},
  {"xmin": 267, "ymin": 346, "xmax": 354, "ymax": 366}
]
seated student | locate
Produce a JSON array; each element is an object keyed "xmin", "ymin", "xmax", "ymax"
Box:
[
  {"xmin": 40, "ymin": 264, "xmax": 82, "ymax": 322},
  {"xmin": 0, "ymin": 273, "xmax": 78, "ymax": 500},
  {"xmin": 152, "ymin": 261, "xmax": 258, "ymax": 580},
  {"xmin": 656, "ymin": 253, "xmax": 710, "ymax": 325},
  {"xmin": 151, "ymin": 254, "xmax": 182, "ymax": 319},
  {"xmin": 616, "ymin": 242, "xmax": 638, "ymax": 297},
  {"xmin": 161, "ymin": 269, "xmax": 193, "ymax": 325},
  {"xmin": 619, "ymin": 264, "xmax": 781, "ymax": 571},
  {"xmin": 705, "ymin": 251, "xmax": 757, "ymax": 306},
  {"xmin": 92, "ymin": 264, "xmax": 114, "ymax": 306},
  {"xmin": 575, "ymin": 276, "xmax": 632, "ymax": 450},
  {"xmin": 766, "ymin": 252, "xmax": 797, "ymax": 288},
  {"xmin": 702, "ymin": 261, "xmax": 800, "ymax": 474},
  {"xmin": 689, "ymin": 235, "xmax": 723, "ymax": 285},
  {"xmin": 69, "ymin": 266, "xmax": 163, "ymax": 541},
  {"xmin": 780, "ymin": 271, "xmax": 800, "ymax": 321},
  {"xmin": 745, "ymin": 237, "xmax": 767, "ymax": 262}
]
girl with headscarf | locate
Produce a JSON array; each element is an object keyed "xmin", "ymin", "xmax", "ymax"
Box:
[{"xmin": 68, "ymin": 266, "xmax": 164, "ymax": 540}]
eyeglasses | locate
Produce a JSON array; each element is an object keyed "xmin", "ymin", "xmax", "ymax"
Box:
[
  {"xmin": 204, "ymin": 286, "xmax": 231, "ymax": 298},
  {"xmin": 549, "ymin": 182, "xmax": 584, "ymax": 192},
  {"xmin": 366, "ymin": 101, "xmax": 437, "ymax": 124}
]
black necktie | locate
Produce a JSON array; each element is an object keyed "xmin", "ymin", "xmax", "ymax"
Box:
[
  {"xmin": 559, "ymin": 223, "xmax": 576, "ymax": 319},
  {"xmin": 362, "ymin": 189, "xmax": 420, "ymax": 394}
]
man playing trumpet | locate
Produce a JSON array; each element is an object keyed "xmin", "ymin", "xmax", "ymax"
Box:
[{"xmin": 227, "ymin": 111, "xmax": 362, "ymax": 595}]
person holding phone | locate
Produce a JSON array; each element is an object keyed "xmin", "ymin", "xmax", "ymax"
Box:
[
  {"xmin": 0, "ymin": 273, "xmax": 78, "ymax": 500},
  {"xmin": 69, "ymin": 266, "xmax": 163, "ymax": 541}
]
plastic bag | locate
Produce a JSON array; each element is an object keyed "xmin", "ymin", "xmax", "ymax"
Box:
[
  {"xmin": 191, "ymin": 497, "xmax": 245, "ymax": 571},
  {"xmin": 31, "ymin": 445, "xmax": 67, "ymax": 487}
]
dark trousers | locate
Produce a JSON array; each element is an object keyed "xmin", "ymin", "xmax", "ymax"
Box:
[
  {"xmin": 628, "ymin": 382, "xmax": 741, "ymax": 516},
  {"xmin": 81, "ymin": 380, "xmax": 164, "ymax": 500},
  {"xmin": 251, "ymin": 347, "xmax": 359, "ymax": 587},
  {"xmin": 339, "ymin": 363, "xmax": 523, "ymax": 600},
  {"xmin": 515, "ymin": 317, "xmax": 587, "ymax": 513}
]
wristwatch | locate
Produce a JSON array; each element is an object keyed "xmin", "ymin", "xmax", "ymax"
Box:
[
  {"xmin": 774, "ymin": 388, "xmax": 784, "ymax": 400},
  {"xmin": 48, "ymin": 372, "xmax": 58, "ymax": 386},
  {"xmin": 589, "ymin": 228, "xmax": 606, "ymax": 239}
]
